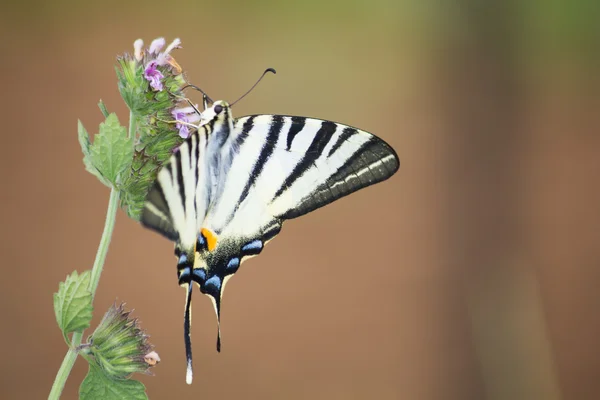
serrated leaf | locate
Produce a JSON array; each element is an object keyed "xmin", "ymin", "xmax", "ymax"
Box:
[
  {"xmin": 54, "ymin": 271, "xmax": 93, "ymax": 344},
  {"xmin": 80, "ymin": 362, "xmax": 148, "ymax": 400},
  {"xmin": 78, "ymin": 120, "xmax": 111, "ymax": 187},
  {"xmin": 89, "ymin": 113, "xmax": 134, "ymax": 186}
]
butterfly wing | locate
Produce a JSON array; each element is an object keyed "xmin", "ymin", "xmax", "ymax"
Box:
[
  {"xmin": 205, "ymin": 114, "xmax": 399, "ymax": 238},
  {"xmin": 141, "ymin": 124, "xmax": 213, "ymax": 249}
]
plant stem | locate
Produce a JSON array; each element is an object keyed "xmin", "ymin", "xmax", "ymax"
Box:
[
  {"xmin": 48, "ymin": 188, "xmax": 120, "ymax": 399},
  {"xmin": 50, "ymin": 111, "xmax": 136, "ymax": 399},
  {"xmin": 48, "ymin": 332, "xmax": 81, "ymax": 399},
  {"xmin": 49, "ymin": 111, "xmax": 136, "ymax": 399},
  {"xmin": 88, "ymin": 188, "xmax": 119, "ymax": 298}
]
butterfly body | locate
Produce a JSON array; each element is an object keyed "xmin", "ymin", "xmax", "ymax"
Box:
[{"xmin": 141, "ymin": 99, "xmax": 399, "ymax": 383}]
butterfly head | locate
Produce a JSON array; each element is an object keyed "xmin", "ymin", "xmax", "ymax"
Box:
[{"xmin": 198, "ymin": 100, "xmax": 231, "ymax": 127}]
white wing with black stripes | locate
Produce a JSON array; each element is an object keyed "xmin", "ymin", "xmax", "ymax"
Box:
[
  {"xmin": 205, "ymin": 114, "xmax": 398, "ymax": 233},
  {"xmin": 140, "ymin": 100, "xmax": 399, "ymax": 384}
]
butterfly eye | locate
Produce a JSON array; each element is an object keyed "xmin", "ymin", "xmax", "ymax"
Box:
[{"xmin": 214, "ymin": 104, "xmax": 223, "ymax": 114}]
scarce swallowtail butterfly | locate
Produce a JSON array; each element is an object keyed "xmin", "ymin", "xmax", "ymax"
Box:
[{"xmin": 140, "ymin": 76, "xmax": 400, "ymax": 384}]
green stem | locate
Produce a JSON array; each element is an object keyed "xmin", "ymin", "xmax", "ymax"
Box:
[
  {"xmin": 48, "ymin": 332, "xmax": 81, "ymax": 399},
  {"xmin": 88, "ymin": 188, "xmax": 119, "ymax": 298},
  {"xmin": 49, "ymin": 112, "xmax": 135, "ymax": 399},
  {"xmin": 49, "ymin": 189, "xmax": 120, "ymax": 399}
]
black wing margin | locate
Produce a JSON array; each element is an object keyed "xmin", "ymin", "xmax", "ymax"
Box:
[{"xmin": 280, "ymin": 131, "xmax": 399, "ymax": 220}]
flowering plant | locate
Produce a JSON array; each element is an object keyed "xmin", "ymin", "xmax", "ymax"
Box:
[{"xmin": 50, "ymin": 37, "xmax": 196, "ymax": 400}]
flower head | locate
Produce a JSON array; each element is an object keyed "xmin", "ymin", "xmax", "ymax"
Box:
[
  {"xmin": 86, "ymin": 303, "xmax": 156, "ymax": 379},
  {"xmin": 115, "ymin": 36, "xmax": 199, "ymax": 220}
]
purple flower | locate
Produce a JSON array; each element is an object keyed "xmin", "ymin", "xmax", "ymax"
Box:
[
  {"xmin": 144, "ymin": 61, "xmax": 165, "ymax": 91},
  {"xmin": 141, "ymin": 38, "xmax": 182, "ymax": 91},
  {"xmin": 172, "ymin": 105, "xmax": 201, "ymax": 139}
]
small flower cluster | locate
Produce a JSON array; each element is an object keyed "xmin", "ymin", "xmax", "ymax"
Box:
[
  {"xmin": 115, "ymin": 37, "xmax": 202, "ymax": 220},
  {"xmin": 127, "ymin": 37, "xmax": 199, "ymax": 140},
  {"xmin": 137, "ymin": 37, "xmax": 182, "ymax": 92},
  {"xmin": 84, "ymin": 303, "xmax": 157, "ymax": 379}
]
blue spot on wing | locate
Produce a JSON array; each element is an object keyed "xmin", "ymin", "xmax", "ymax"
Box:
[
  {"xmin": 205, "ymin": 276, "xmax": 222, "ymax": 291},
  {"xmin": 226, "ymin": 258, "xmax": 240, "ymax": 272},
  {"xmin": 193, "ymin": 268, "xmax": 206, "ymax": 282},
  {"xmin": 241, "ymin": 240, "xmax": 263, "ymax": 255},
  {"xmin": 179, "ymin": 268, "xmax": 191, "ymax": 281}
]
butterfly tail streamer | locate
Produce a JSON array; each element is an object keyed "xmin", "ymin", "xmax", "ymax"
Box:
[
  {"xmin": 209, "ymin": 292, "xmax": 222, "ymax": 352},
  {"xmin": 216, "ymin": 296, "xmax": 222, "ymax": 352},
  {"xmin": 184, "ymin": 283, "xmax": 194, "ymax": 384}
]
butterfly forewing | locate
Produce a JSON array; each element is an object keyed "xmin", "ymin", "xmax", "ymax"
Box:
[{"xmin": 212, "ymin": 115, "xmax": 399, "ymax": 226}]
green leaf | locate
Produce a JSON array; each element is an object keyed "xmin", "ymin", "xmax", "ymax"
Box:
[
  {"xmin": 54, "ymin": 271, "xmax": 93, "ymax": 344},
  {"xmin": 78, "ymin": 121, "xmax": 111, "ymax": 187},
  {"xmin": 80, "ymin": 362, "xmax": 148, "ymax": 400},
  {"xmin": 89, "ymin": 113, "xmax": 134, "ymax": 186}
]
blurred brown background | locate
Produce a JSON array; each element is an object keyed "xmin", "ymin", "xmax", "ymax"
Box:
[{"xmin": 1, "ymin": 1, "xmax": 599, "ymax": 399}]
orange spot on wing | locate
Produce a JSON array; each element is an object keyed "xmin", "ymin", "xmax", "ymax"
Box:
[{"xmin": 201, "ymin": 228, "xmax": 218, "ymax": 251}]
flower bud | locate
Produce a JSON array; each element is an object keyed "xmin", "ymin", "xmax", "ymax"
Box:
[{"xmin": 86, "ymin": 303, "xmax": 155, "ymax": 379}]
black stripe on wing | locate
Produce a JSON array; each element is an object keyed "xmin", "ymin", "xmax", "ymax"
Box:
[
  {"xmin": 286, "ymin": 117, "xmax": 306, "ymax": 150},
  {"xmin": 327, "ymin": 127, "xmax": 355, "ymax": 157},
  {"xmin": 236, "ymin": 115, "xmax": 256, "ymax": 148},
  {"xmin": 141, "ymin": 179, "xmax": 180, "ymax": 241},
  {"xmin": 272, "ymin": 120, "xmax": 338, "ymax": 199},
  {"xmin": 237, "ymin": 116, "xmax": 284, "ymax": 206},
  {"xmin": 174, "ymin": 150, "xmax": 187, "ymax": 213}
]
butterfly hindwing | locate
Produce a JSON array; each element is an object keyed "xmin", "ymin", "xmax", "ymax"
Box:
[{"xmin": 142, "ymin": 126, "xmax": 212, "ymax": 249}]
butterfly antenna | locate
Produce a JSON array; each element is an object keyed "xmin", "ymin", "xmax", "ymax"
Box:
[
  {"xmin": 182, "ymin": 84, "xmax": 214, "ymax": 104},
  {"xmin": 230, "ymin": 68, "xmax": 276, "ymax": 107},
  {"xmin": 183, "ymin": 283, "xmax": 194, "ymax": 384}
]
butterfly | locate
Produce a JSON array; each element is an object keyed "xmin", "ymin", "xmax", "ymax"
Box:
[{"xmin": 140, "ymin": 76, "xmax": 400, "ymax": 383}]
